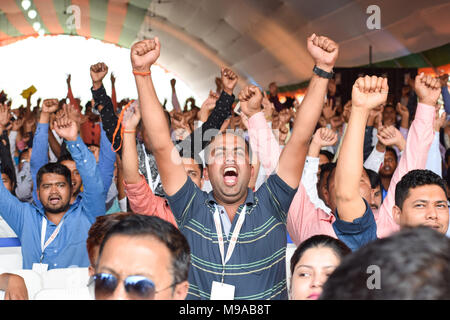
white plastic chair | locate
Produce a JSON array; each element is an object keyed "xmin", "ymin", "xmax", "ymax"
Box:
[
  {"xmin": 0, "ymin": 247, "xmax": 23, "ymax": 270},
  {"xmin": 42, "ymin": 267, "xmax": 90, "ymax": 289},
  {"xmin": 34, "ymin": 287, "xmax": 93, "ymax": 300},
  {"xmin": 0, "ymin": 269, "xmax": 43, "ymax": 300}
]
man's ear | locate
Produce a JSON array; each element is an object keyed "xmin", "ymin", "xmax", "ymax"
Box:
[
  {"xmin": 322, "ymin": 187, "xmax": 330, "ymax": 206},
  {"xmin": 392, "ymin": 205, "xmax": 402, "ymax": 225},
  {"xmin": 172, "ymin": 281, "xmax": 189, "ymax": 300},
  {"xmin": 203, "ymin": 167, "xmax": 209, "ymax": 181}
]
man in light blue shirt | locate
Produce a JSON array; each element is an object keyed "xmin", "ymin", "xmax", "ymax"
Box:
[{"xmin": 0, "ymin": 115, "xmax": 105, "ymax": 269}]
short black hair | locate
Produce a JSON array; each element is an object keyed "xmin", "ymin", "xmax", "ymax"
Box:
[
  {"xmin": 57, "ymin": 153, "xmax": 74, "ymax": 163},
  {"xmin": 319, "ymin": 150, "xmax": 334, "ymax": 163},
  {"xmin": 178, "ymin": 150, "xmax": 203, "ymax": 178},
  {"xmin": 290, "ymin": 235, "xmax": 351, "ymax": 276},
  {"xmin": 1, "ymin": 163, "xmax": 16, "ymax": 194},
  {"xmin": 36, "ymin": 162, "xmax": 72, "ymax": 189},
  {"xmin": 98, "ymin": 214, "xmax": 191, "ymax": 288},
  {"xmin": 385, "ymin": 146, "xmax": 398, "ymax": 162},
  {"xmin": 445, "ymin": 148, "xmax": 450, "ymax": 164},
  {"xmin": 320, "ymin": 227, "xmax": 450, "ymax": 299},
  {"xmin": 395, "ymin": 169, "xmax": 447, "ymax": 209},
  {"xmin": 366, "ymin": 168, "xmax": 382, "ymax": 190}
]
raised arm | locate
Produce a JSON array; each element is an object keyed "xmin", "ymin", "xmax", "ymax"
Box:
[
  {"xmin": 377, "ymin": 73, "xmax": 441, "ymax": 237},
  {"xmin": 30, "ymin": 99, "xmax": 59, "ymax": 205},
  {"xmin": 66, "ymin": 74, "xmax": 81, "ymax": 113},
  {"xmin": 90, "ymin": 63, "xmax": 122, "ymax": 156},
  {"xmin": 110, "ymin": 73, "xmax": 118, "ymax": 113},
  {"xmin": 53, "ymin": 114, "xmax": 106, "ymax": 221},
  {"xmin": 336, "ymin": 76, "xmax": 388, "ymax": 222},
  {"xmin": 121, "ymin": 101, "xmax": 142, "ymax": 185},
  {"xmin": 131, "ymin": 38, "xmax": 187, "ymax": 196},
  {"xmin": 177, "ymin": 67, "xmax": 237, "ymax": 159},
  {"xmin": 275, "ymin": 34, "xmax": 339, "ymax": 188}
]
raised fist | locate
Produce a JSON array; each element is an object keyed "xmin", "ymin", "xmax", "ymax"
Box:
[
  {"xmin": 221, "ymin": 67, "xmax": 238, "ymax": 94},
  {"xmin": 0, "ymin": 104, "xmax": 10, "ymax": 126},
  {"xmin": 396, "ymin": 102, "xmax": 409, "ymax": 119},
  {"xmin": 414, "ymin": 72, "xmax": 441, "ymax": 107},
  {"xmin": 170, "ymin": 78, "xmax": 176, "ymax": 89},
  {"xmin": 41, "ymin": 99, "xmax": 59, "ymax": 114},
  {"xmin": 90, "ymin": 62, "xmax": 109, "ymax": 83},
  {"xmin": 307, "ymin": 34, "xmax": 339, "ymax": 72},
  {"xmin": 238, "ymin": 85, "xmax": 263, "ymax": 118},
  {"xmin": 352, "ymin": 76, "xmax": 388, "ymax": 110},
  {"xmin": 312, "ymin": 127, "xmax": 338, "ymax": 147},
  {"xmin": 122, "ymin": 101, "xmax": 141, "ymax": 130},
  {"xmin": 377, "ymin": 125, "xmax": 405, "ymax": 150},
  {"xmin": 53, "ymin": 112, "xmax": 78, "ymax": 142},
  {"xmin": 130, "ymin": 38, "xmax": 161, "ymax": 73}
]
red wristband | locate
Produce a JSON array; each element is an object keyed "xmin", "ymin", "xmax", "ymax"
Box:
[{"xmin": 132, "ymin": 70, "xmax": 151, "ymax": 76}]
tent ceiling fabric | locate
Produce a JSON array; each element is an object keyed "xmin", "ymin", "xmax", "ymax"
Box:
[{"xmin": 0, "ymin": 0, "xmax": 449, "ymax": 98}]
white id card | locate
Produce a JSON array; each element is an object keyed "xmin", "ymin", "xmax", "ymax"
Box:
[
  {"xmin": 210, "ymin": 281, "xmax": 235, "ymax": 300},
  {"xmin": 32, "ymin": 263, "xmax": 48, "ymax": 274}
]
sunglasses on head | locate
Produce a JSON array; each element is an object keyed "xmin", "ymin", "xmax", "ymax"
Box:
[{"xmin": 89, "ymin": 272, "xmax": 176, "ymax": 300}]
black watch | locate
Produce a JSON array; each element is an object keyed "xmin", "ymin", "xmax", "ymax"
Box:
[{"xmin": 313, "ymin": 65, "xmax": 334, "ymax": 79}]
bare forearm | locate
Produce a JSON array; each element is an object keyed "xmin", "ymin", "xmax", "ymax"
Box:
[
  {"xmin": 336, "ymin": 108, "xmax": 368, "ymax": 200},
  {"xmin": 122, "ymin": 132, "xmax": 141, "ymax": 184},
  {"xmin": 307, "ymin": 141, "xmax": 322, "ymax": 158},
  {"xmin": 135, "ymin": 75, "xmax": 171, "ymax": 150},
  {"xmin": 134, "ymin": 74, "xmax": 186, "ymax": 195},
  {"xmin": 277, "ymin": 75, "xmax": 328, "ymax": 187},
  {"xmin": 48, "ymin": 129, "xmax": 61, "ymax": 158}
]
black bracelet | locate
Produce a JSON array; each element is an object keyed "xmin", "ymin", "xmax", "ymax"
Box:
[{"xmin": 313, "ymin": 65, "xmax": 334, "ymax": 79}]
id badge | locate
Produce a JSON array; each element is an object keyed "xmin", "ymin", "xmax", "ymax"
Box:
[
  {"xmin": 32, "ymin": 263, "xmax": 48, "ymax": 274},
  {"xmin": 210, "ymin": 281, "xmax": 235, "ymax": 300}
]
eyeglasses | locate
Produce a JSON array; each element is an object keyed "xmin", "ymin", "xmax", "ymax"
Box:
[{"xmin": 88, "ymin": 272, "xmax": 176, "ymax": 300}]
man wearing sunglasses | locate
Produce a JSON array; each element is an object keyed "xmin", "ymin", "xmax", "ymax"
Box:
[{"xmin": 91, "ymin": 214, "xmax": 190, "ymax": 300}]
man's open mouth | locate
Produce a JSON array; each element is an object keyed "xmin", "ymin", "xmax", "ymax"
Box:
[{"xmin": 223, "ymin": 166, "xmax": 238, "ymax": 187}]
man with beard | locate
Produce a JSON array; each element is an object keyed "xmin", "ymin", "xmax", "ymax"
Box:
[
  {"xmin": 0, "ymin": 113, "xmax": 105, "ymax": 270},
  {"xmin": 30, "ymin": 99, "xmax": 115, "ymax": 207},
  {"xmin": 131, "ymin": 33, "xmax": 339, "ymax": 299}
]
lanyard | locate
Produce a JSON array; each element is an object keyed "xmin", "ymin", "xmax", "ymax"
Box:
[
  {"xmin": 213, "ymin": 205, "xmax": 246, "ymax": 283},
  {"xmin": 40, "ymin": 217, "xmax": 64, "ymax": 263},
  {"xmin": 142, "ymin": 144, "xmax": 160, "ymax": 192}
]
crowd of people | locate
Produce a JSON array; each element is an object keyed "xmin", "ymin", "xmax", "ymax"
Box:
[{"xmin": 0, "ymin": 32, "xmax": 450, "ymax": 300}]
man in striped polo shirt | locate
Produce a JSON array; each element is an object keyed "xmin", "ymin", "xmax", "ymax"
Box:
[{"xmin": 130, "ymin": 33, "xmax": 339, "ymax": 299}]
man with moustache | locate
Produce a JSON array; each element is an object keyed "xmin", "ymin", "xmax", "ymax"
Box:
[
  {"xmin": 0, "ymin": 113, "xmax": 105, "ymax": 270},
  {"xmin": 131, "ymin": 33, "xmax": 339, "ymax": 299}
]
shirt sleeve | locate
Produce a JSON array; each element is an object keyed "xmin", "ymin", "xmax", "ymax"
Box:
[
  {"xmin": 176, "ymin": 90, "xmax": 233, "ymax": 159},
  {"xmin": 124, "ymin": 175, "xmax": 177, "ymax": 227},
  {"xmin": 15, "ymin": 161, "xmax": 33, "ymax": 202},
  {"xmin": 333, "ymin": 198, "xmax": 377, "ymax": 251},
  {"xmin": 92, "ymin": 85, "xmax": 121, "ymax": 156},
  {"xmin": 165, "ymin": 177, "xmax": 201, "ymax": 229},
  {"xmin": 258, "ymin": 174, "xmax": 297, "ymax": 224},
  {"xmin": 30, "ymin": 123, "xmax": 50, "ymax": 206},
  {"xmin": 66, "ymin": 136, "xmax": 106, "ymax": 222},
  {"xmin": 363, "ymin": 146, "xmax": 385, "ymax": 173},
  {"xmin": 248, "ymin": 111, "xmax": 281, "ymax": 175},
  {"xmin": 301, "ymin": 156, "xmax": 331, "ymax": 214},
  {"xmin": 377, "ymin": 102, "xmax": 435, "ymax": 238},
  {"xmin": 425, "ymin": 131, "xmax": 442, "ymax": 177},
  {"xmin": 98, "ymin": 123, "xmax": 116, "ymax": 193},
  {"xmin": 0, "ymin": 169, "xmax": 29, "ymax": 236}
]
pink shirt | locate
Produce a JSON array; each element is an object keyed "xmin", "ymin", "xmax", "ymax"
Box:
[
  {"xmin": 124, "ymin": 174, "xmax": 178, "ymax": 228},
  {"xmin": 248, "ymin": 103, "xmax": 435, "ymax": 245}
]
